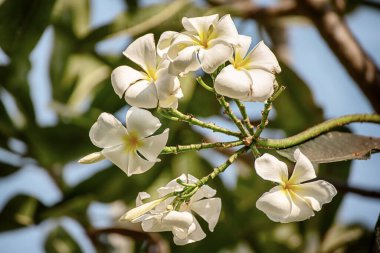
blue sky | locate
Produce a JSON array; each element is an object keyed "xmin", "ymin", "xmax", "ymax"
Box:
[{"xmin": 0, "ymin": 0, "xmax": 379, "ymax": 252}]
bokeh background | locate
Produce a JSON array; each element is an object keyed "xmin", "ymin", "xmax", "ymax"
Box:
[{"xmin": 0, "ymin": 0, "xmax": 380, "ymax": 252}]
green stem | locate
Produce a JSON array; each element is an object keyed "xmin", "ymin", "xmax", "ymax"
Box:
[
  {"xmin": 216, "ymin": 95, "xmax": 250, "ymax": 137},
  {"xmin": 158, "ymin": 107, "xmax": 242, "ymax": 137},
  {"xmin": 196, "ymin": 146, "xmax": 249, "ymax": 186},
  {"xmin": 257, "ymin": 114, "xmax": 380, "ymax": 149},
  {"xmin": 161, "ymin": 140, "xmax": 245, "ymax": 154},
  {"xmin": 235, "ymin": 99, "xmax": 255, "ymax": 135},
  {"xmin": 196, "ymin": 77, "xmax": 214, "ymax": 92}
]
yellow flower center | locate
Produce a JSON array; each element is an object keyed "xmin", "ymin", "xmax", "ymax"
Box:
[
  {"xmin": 123, "ymin": 132, "xmax": 141, "ymax": 153},
  {"xmin": 146, "ymin": 67, "xmax": 157, "ymax": 82}
]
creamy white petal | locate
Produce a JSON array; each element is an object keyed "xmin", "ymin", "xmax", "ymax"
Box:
[
  {"xmin": 155, "ymin": 67, "xmax": 183, "ymax": 106},
  {"xmin": 173, "ymin": 217, "xmax": 206, "ymax": 245},
  {"xmin": 191, "ymin": 198, "xmax": 221, "ymax": 232},
  {"xmin": 208, "ymin": 14, "xmax": 238, "ymax": 46},
  {"xmin": 157, "ymin": 174, "xmax": 186, "ymax": 197},
  {"xmin": 288, "ymin": 149, "xmax": 316, "ymax": 184},
  {"xmin": 89, "ymin": 113, "xmax": 126, "ymax": 148},
  {"xmin": 138, "ymin": 129, "xmax": 169, "ymax": 161},
  {"xmin": 169, "ymin": 45, "xmax": 201, "ymax": 75},
  {"xmin": 282, "ymin": 192, "xmax": 315, "ymax": 223},
  {"xmin": 124, "ymin": 80, "xmax": 158, "ymax": 109},
  {"xmin": 234, "ymin": 35, "xmax": 252, "ymax": 60},
  {"xmin": 167, "ymin": 33, "xmax": 196, "ymax": 60},
  {"xmin": 102, "ymin": 144, "xmax": 129, "ymax": 174},
  {"xmin": 142, "ymin": 214, "xmax": 171, "ymax": 232},
  {"xmin": 157, "ymin": 31, "xmax": 178, "ymax": 57},
  {"xmin": 244, "ymin": 69, "xmax": 275, "ymax": 102},
  {"xmin": 127, "ymin": 151, "xmax": 157, "ymax": 176},
  {"xmin": 136, "ymin": 192, "xmax": 151, "ymax": 206},
  {"xmin": 293, "ymin": 180, "xmax": 337, "ymax": 211},
  {"xmin": 162, "ymin": 211, "xmax": 194, "ymax": 231},
  {"xmin": 111, "ymin": 66, "xmax": 145, "ymax": 98},
  {"xmin": 214, "ymin": 65, "xmax": 252, "ymax": 99},
  {"xmin": 191, "ymin": 184, "xmax": 216, "ymax": 202},
  {"xmin": 78, "ymin": 152, "xmax": 105, "ymax": 164},
  {"xmin": 245, "ymin": 41, "xmax": 281, "ymax": 73},
  {"xmin": 198, "ymin": 43, "xmax": 233, "ymax": 73},
  {"xmin": 123, "ymin": 34, "xmax": 156, "ymax": 74},
  {"xmin": 125, "ymin": 106, "xmax": 161, "ymax": 138},
  {"xmin": 182, "ymin": 14, "xmax": 219, "ymax": 35},
  {"xmin": 254, "ymin": 153, "xmax": 288, "ymax": 184},
  {"xmin": 256, "ymin": 186, "xmax": 292, "ymax": 222}
]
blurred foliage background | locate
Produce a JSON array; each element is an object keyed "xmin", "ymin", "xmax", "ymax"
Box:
[{"xmin": 0, "ymin": 0, "xmax": 380, "ymax": 252}]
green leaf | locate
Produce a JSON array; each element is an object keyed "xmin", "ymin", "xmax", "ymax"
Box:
[
  {"xmin": 0, "ymin": 194, "xmax": 44, "ymax": 232},
  {"xmin": 44, "ymin": 226, "xmax": 83, "ymax": 253},
  {"xmin": 277, "ymin": 131, "xmax": 380, "ymax": 163}
]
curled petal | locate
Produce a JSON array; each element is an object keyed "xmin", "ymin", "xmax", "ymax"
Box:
[
  {"xmin": 208, "ymin": 14, "xmax": 238, "ymax": 46},
  {"xmin": 293, "ymin": 180, "xmax": 337, "ymax": 211},
  {"xmin": 136, "ymin": 192, "xmax": 151, "ymax": 206},
  {"xmin": 288, "ymin": 149, "xmax": 316, "ymax": 184},
  {"xmin": 157, "ymin": 174, "xmax": 187, "ymax": 197},
  {"xmin": 127, "ymin": 151, "xmax": 157, "ymax": 176},
  {"xmin": 102, "ymin": 144, "xmax": 129, "ymax": 173},
  {"xmin": 126, "ymin": 107, "xmax": 161, "ymax": 138},
  {"xmin": 173, "ymin": 217, "xmax": 206, "ymax": 245},
  {"xmin": 78, "ymin": 152, "xmax": 105, "ymax": 164},
  {"xmin": 123, "ymin": 34, "xmax": 156, "ymax": 74},
  {"xmin": 198, "ymin": 43, "xmax": 233, "ymax": 73},
  {"xmin": 245, "ymin": 41, "xmax": 281, "ymax": 73},
  {"xmin": 142, "ymin": 214, "xmax": 171, "ymax": 232},
  {"xmin": 190, "ymin": 198, "xmax": 221, "ymax": 232},
  {"xmin": 111, "ymin": 66, "xmax": 145, "ymax": 98},
  {"xmin": 124, "ymin": 80, "xmax": 158, "ymax": 109},
  {"xmin": 156, "ymin": 68, "xmax": 183, "ymax": 108},
  {"xmin": 234, "ymin": 35, "xmax": 252, "ymax": 60},
  {"xmin": 191, "ymin": 185, "xmax": 216, "ymax": 202},
  {"xmin": 283, "ymin": 192, "xmax": 315, "ymax": 222},
  {"xmin": 182, "ymin": 14, "xmax": 219, "ymax": 35},
  {"xmin": 254, "ymin": 153, "xmax": 288, "ymax": 184},
  {"xmin": 214, "ymin": 65, "xmax": 252, "ymax": 100},
  {"xmin": 256, "ymin": 186, "xmax": 292, "ymax": 222},
  {"xmin": 89, "ymin": 113, "xmax": 126, "ymax": 148},
  {"xmin": 167, "ymin": 33, "xmax": 196, "ymax": 60},
  {"xmin": 169, "ymin": 45, "xmax": 201, "ymax": 75},
  {"xmin": 138, "ymin": 129, "xmax": 169, "ymax": 161},
  {"xmin": 157, "ymin": 31, "xmax": 178, "ymax": 57},
  {"xmin": 244, "ymin": 69, "xmax": 275, "ymax": 102}
]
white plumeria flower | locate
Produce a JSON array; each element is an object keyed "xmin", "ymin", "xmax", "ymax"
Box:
[
  {"xmin": 158, "ymin": 14, "xmax": 238, "ymax": 75},
  {"xmin": 111, "ymin": 34, "xmax": 183, "ymax": 109},
  {"xmin": 79, "ymin": 107, "xmax": 168, "ymax": 176},
  {"xmin": 254, "ymin": 149, "xmax": 337, "ymax": 223},
  {"xmin": 214, "ymin": 35, "xmax": 281, "ymax": 102},
  {"xmin": 120, "ymin": 174, "xmax": 221, "ymax": 245}
]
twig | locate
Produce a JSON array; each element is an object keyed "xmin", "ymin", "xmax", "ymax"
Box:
[{"xmin": 161, "ymin": 140, "xmax": 245, "ymax": 154}]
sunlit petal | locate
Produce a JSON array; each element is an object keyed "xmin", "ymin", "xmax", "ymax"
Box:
[
  {"xmin": 125, "ymin": 106, "xmax": 161, "ymax": 138},
  {"xmin": 102, "ymin": 144, "xmax": 129, "ymax": 174},
  {"xmin": 254, "ymin": 153, "xmax": 288, "ymax": 184},
  {"xmin": 173, "ymin": 217, "xmax": 206, "ymax": 245},
  {"xmin": 208, "ymin": 14, "xmax": 238, "ymax": 46},
  {"xmin": 157, "ymin": 31, "xmax": 178, "ymax": 57},
  {"xmin": 245, "ymin": 41, "xmax": 281, "ymax": 73},
  {"xmin": 127, "ymin": 151, "xmax": 157, "ymax": 176},
  {"xmin": 111, "ymin": 66, "xmax": 145, "ymax": 98},
  {"xmin": 198, "ymin": 43, "xmax": 233, "ymax": 73},
  {"xmin": 214, "ymin": 65, "xmax": 252, "ymax": 99},
  {"xmin": 89, "ymin": 113, "xmax": 126, "ymax": 148},
  {"xmin": 124, "ymin": 80, "xmax": 158, "ymax": 109},
  {"xmin": 138, "ymin": 129, "xmax": 169, "ymax": 161},
  {"xmin": 256, "ymin": 186, "xmax": 292, "ymax": 222},
  {"xmin": 288, "ymin": 149, "xmax": 316, "ymax": 184},
  {"xmin": 244, "ymin": 69, "xmax": 275, "ymax": 102},
  {"xmin": 182, "ymin": 14, "xmax": 219, "ymax": 35},
  {"xmin": 190, "ymin": 198, "xmax": 221, "ymax": 232},
  {"xmin": 169, "ymin": 45, "xmax": 201, "ymax": 75},
  {"xmin": 283, "ymin": 192, "xmax": 315, "ymax": 222}
]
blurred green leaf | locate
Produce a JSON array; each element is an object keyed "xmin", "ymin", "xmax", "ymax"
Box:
[
  {"xmin": 44, "ymin": 226, "xmax": 83, "ymax": 253},
  {"xmin": 0, "ymin": 194, "xmax": 44, "ymax": 232},
  {"xmin": 0, "ymin": 162, "xmax": 19, "ymax": 177},
  {"xmin": 277, "ymin": 131, "xmax": 380, "ymax": 163}
]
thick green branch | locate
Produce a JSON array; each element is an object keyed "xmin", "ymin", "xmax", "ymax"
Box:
[
  {"xmin": 161, "ymin": 140, "xmax": 245, "ymax": 154},
  {"xmin": 257, "ymin": 114, "xmax": 380, "ymax": 149},
  {"xmin": 158, "ymin": 107, "xmax": 242, "ymax": 137}
]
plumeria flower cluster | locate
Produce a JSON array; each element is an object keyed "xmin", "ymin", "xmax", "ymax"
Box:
[{"xmin": 79, "ymin": 14, "xmax": 338, "ymax": 246}]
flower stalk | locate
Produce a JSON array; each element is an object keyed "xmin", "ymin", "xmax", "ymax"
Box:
[{"xmin": 161, "ymin": 140, "xmax": 245, "ymax": 154}]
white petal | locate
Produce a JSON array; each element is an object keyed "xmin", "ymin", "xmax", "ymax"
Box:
[
  {"xmin": 125, "ymin": 106, "xmax": 161, "ymax": 138},
  {"xmin": 155, "ymin": 68, "xmax": 183, "ymax": 107},
  {"xmin": 120, "ymin": 197, "xmax": 165, "ymax": 221},
  {"xmin": 123, "ymin": 34, "xmax": 156, "ymax": 74},
  {"xmin": 138, "ymin": 129, "xmax": 169, "ymax": 161},
  {"xmin": 208, "ymin": 14, "xmax": 238, "ymax": 46},
  {"xmin": 254, "ymin": 153, "xmax": 288, "ymax": 184},
  {"xmin": 198, "ymin": 43, "xmax": 233, "ymax": 73},
  {"xmin": 173, "ymin": 216, "xmax": 206, "ymax": 245},
  {"xmin": 214, "ymin": 65, "xmax": 252, "ymax": 99},
  {"xmin": 245, "ymin": 41, "xmax": 281, "ymax": 73},
  {"xmin": 89, "ymin": 113, "xmax": 126, "ymax": 148},
  {"xmin": 167, "ymin": 33, "xmax": 196, "ymax": 60},
  {"xmin": 182, "ymin": 14, "xmax": 219, "ymax": 35},
  {"xmin": 288, "ymin": 149, "xmax": 316, "ymax": 184},
  {"xmin": 283, "ymin": 192, "xmax": 315, "ymax": 223},
  {"xmin": 169, "ymin": 45, "xmax": 201, "ymax": 75},
  {"xmin": 127, "ymin": 151, "xmax": 157, "ymax": 176},
  {"xmin": 157, "ymin": 31, "xmax": 178, "ymax": 58},
  {"xmin": 293, "ymin": 180, "xmax": 337, "ymax": 211},
  {"xmin": 157, "ymin": 174, "xmax": 186, "ymax": 197},
  {"xmin": 190, "ymin": 184, "xmax": 216, "ymax": 202},
  {"xmin": 142, "ymin": 214, "xmax": 171, "ymax": 232},
  {"xmin": 136, "ymin": 192, "xmax": 151, "ymax": 206},
  {"xmin": 78, "ymin": 152, "xmax": 105, "ymax": 164},
  {"xmin": 191, "ymin": 198, "xmax": 221, "ymax": 232},
  {"xmin": 124, "ymin": 80, "xmax": 158, "ymax": 109},
  {"xmin": 256, "ymin": 186, "xmax": 292, "ymax": 222},
  {"xmin": 102, "ymin": 144, "xmax": 129, "ymax": 174},
  {"xmin": 111, "ymin": 66, "xmax": 145, "ymax": 98},
  {"xmin": 244, "ymin": 69, "xmax": 275, "ymax": 102},
  {"xmin": 162, "ymin": 211, "xmax": 194, "ymax": 231},
  {"xmin": 235, "ymin": 35, "xmax": 252, "ymax": 59}
]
